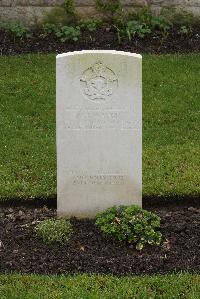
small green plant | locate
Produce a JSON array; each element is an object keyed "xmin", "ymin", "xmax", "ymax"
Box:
[
  {"xmin": 96, "ymin": 205, "xmax": 162, "ymax": 250},
  {"xmin": 127, "ymin": 6, "xmax": 153, "ymax": 27},
  {"xmin": 43, "ymin": 23, "xmax": 58, "ymax": 35},
  {"xmin": 124, "ymin": 8, "xmax": 172, "ymax": 34},
  {"xmin": 150, "ymin": 15, "xmax": 172, "ymax": 32},
  {"xmin": 63, "ymin": 0, "xmax": 75, "ymax": 16},
  {"xmin": 0, "ymin": 22, "xmax": 32, "ymax": 38},
  {"xmin": 179, "ymin": 25, "xmax": 189, "ymax": 35},
  {"xmin": 126, "ymin": 20, "xmax": 151, "ymax": 40},
  {"xmin": 55, "ymin": 25, "xmax": 81, "ymax": 42},
  {"xmin": 79, "ymin": 18, "xmax": 103, "ymax": 32},
  {"xmin": 96, "ymin": 0, "xmax": 122, "ymax": 18},
  {"xmin": 35, "ymin": 218, "xmax": 73, "ymax": 244},
  {"xmin": 42, "ymin": 24, "xmax": 81, "ymax": 42}
]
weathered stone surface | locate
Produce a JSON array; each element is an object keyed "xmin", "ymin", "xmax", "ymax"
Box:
[
  {"xmin": 76, "ymin": 6, "xmax": 100, "ymax": 18},
  {"xmin": 151, "ymin": 0, "xmax": 200, "ymax": 6},
  {"xmin": 0, "ymin": 7, "xmax": 52, "ymax": 25},
  {"xmin": 1, "ymin": 0, "xmax": 199, "ymax": 7},
  {"xmin": 56, "ymin": 50, "xmax": 142, "ymax": 218},
  {"xmin": 0, "ymin": 0, "xmax": 64, "ymax": 6}
]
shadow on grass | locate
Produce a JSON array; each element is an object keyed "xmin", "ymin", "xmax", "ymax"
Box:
[{"xmin": 0, "ymin": 194, "xmax": 199, "ymax": 209}]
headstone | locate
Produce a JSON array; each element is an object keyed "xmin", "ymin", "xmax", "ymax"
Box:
[{"xmin": 56, "ymin": 50, "xmax": 142, "ymax": 218}]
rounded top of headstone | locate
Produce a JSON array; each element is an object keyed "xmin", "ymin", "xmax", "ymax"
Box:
[{"xmin": 56, "ymin": 50, "xmax": 142, "ymax": 59}]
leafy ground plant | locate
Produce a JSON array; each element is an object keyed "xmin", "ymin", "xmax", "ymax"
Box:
[
  {"xmin": 79, "ymin": 18, "xmax": 104, "ymax": 32},
  {"xmin": 0, "ymin": 22, "xmax": 32, "ymax": 39},
  {"xmin": 43, "ymin": 24, "xmax": 81, "ymax": 42},
  {"xmin": 55, "ymin": 25, "xmax": 81, "ymax": 42},
  {"xmin": 35, "ymin": 218, "xmax": 73, "ymax": 244},
  {"xmin": 150, "ymin": 15, "xmax": 172, "ymax": 32},
  {"xmin": 63, "ymin": 0, "xmax": 75, "ymax": 16},
  {"xmin": 126, "ymin": 20, "xmax": 151, "ymax": 40},
  {"xmin": 96, "ymin": 205, "xmax": 162, "ymax": 250}
]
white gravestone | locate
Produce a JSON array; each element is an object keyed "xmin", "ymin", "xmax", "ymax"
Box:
[{"xmin": 57, "ymin": 50, "xmax": 142, "ymax": 218}]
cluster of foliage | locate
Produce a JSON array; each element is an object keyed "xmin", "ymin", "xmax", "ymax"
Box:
[
  {"xmin": 35, "ymin": 218, "xmax": 73, "ymax": 244},
  {"xmin": 35, "ymin": 205, "xmax": 162, "ymax": 251},
  {"xmin": 63, "ymin": 0, "xmax": 75, "ymax": 17},
  {"xmin": 99, "ymin": 3, "xmax": 199, "ymax": 41},
  {"xmin": 43, "ymin": 23, "xmax": 81, "ymax": 42},
  {"xmin": 0, "ymin": 22, "xmax": 32, "ymax": 39},
  {"xmin": 96, "ymin": 0, "xmax": 122, "ymax": 16},
  {"xmin": 96, "ymin": 205, "xmax": 162, "ymax": 250},
  {"xmin": 113, "ymin": 8, "xmax": 179, "ymax": 42},
  {"xmin": 80, "ymin": 18, "xmax": 103, "ymax": 32}
]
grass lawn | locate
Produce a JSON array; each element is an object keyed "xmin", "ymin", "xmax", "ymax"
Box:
[
  {"xmin": 0, "ymin": 53, "xmax": 199, "ymax": 200},
  {"xmin": 0, "ymin": 273, "xmax": 200, "ymax": 299}
]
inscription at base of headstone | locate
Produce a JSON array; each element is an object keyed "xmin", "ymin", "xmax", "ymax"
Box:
[{"xmin": 57, "ymin": 50, "xmax": 142, "ymax": 218}]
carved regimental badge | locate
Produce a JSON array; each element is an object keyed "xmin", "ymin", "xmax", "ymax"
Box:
[{"xmin": 80, "ymin": 62, "xmax": 118, "ymax": 101}]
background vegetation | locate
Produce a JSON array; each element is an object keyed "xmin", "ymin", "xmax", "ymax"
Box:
[{"xmin": 0, "ymin": 5, "xmax": 199, "ymax": 43}]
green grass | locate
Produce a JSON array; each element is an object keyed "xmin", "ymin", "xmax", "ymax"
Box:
[
  {"xmin": 0, "ymin": 54, "xmax": 56, "ymax": 200},
  {"xmin": 0, "ymin": 54, "xmax": 199, "ymax": 200},
  {"xmin": 0, "ymin": 273, "xmax": 199, "ymax": 299}
]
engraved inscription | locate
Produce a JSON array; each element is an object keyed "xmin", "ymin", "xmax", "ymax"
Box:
[
  {"xmin": 80, "ymin": 62, "xmax": 118, "ymax": 101},
  {"xmin": 63, "ymin": 109, "xmax": 138, "ymax": 130},
  {"xmin": 73, "ymin": 175, "xmax": 125, "ymax": 185}
]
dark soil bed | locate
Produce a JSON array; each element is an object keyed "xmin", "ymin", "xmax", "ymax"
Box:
[
  {"xmin": 0, "ymin": 25, "xmax": 200, "ymax": 56},
  {"xmin": 0, "ymin": 202, "xmax": 199, "ymax": 275}
]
